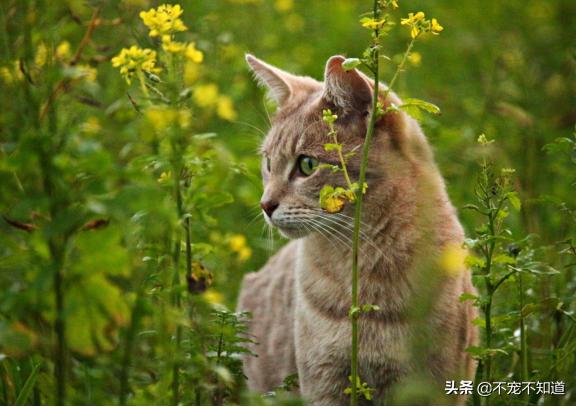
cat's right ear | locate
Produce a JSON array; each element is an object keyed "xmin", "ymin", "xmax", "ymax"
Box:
[{"xmin": 246, "ymin": 54, "xmax": 296, "ymax": 106}]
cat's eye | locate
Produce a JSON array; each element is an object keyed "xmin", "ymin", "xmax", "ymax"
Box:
[
  {"xmin": 265, "ymin": 157, "xmax": 271, "ymax": 172},
  {"xmin": 297, "ymin": 155, "xmax": 319, "ymax": 177}
]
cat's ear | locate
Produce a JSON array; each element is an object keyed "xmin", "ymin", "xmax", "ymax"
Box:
[
  {"xmin": 245, "ymin": 54, "xmax": 303, "ymax": 106},
  {"xmin": 322, "ymin": 55, "xmax": 372, "ymax": 115}
]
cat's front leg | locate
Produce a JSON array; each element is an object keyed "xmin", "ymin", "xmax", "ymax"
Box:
[{"xmin": 294, "ymin": 312, "xmax": 355, "ymax": 405}]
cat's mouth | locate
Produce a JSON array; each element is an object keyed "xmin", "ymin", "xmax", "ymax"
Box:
[{"xmin": 265, "ymin": 212, "xmax": 312, "ymax": 239}]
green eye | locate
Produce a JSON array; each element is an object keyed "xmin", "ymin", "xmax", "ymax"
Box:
[{"xmin": 297, "ymin": 155, "xmax": 319, "ymax": 176}]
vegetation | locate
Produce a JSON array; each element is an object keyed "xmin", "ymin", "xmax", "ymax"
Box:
[{"xmin": 0, "ymin": 0, "xmax": 574, "ymax": 405}]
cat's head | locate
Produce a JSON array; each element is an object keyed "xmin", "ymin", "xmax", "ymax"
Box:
[{"xmin": 247, "ymin": 54, "xmax": 431, "ymax": 239}]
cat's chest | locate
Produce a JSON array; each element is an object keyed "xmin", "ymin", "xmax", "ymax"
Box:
[{"xmin": 294, "ymin": 238, "xmax": 412, "ymax": 319}]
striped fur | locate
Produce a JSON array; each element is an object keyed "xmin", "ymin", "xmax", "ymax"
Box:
[{"xmin": 237, "ymin": 55, "xmax": 478, "ymax": 405}]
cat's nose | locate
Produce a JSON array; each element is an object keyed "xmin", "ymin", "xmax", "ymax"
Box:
[{"xmin": 260, "ymin": 200, "xmax": 279, "ymax": 218}]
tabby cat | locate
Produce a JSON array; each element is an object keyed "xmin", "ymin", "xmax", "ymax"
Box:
[{"xmin": 237, "ymin": 54, "xmax": 478, "ymax": 405}]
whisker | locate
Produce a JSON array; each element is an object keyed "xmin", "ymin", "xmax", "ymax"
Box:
[
  {"xmin": 303, "ymin": 219, "xmax": 341, "ymax": 252},
  {"xmin": 315, "ymin": 213, "xmax": 386, "ymax": 259},
  {"xmin": 307, "ymin": 218, "xmax": 351, "ymax": 250},
  {"xmin": 232, "ymin": 119, "xmax": 266, "ymax": 137}
]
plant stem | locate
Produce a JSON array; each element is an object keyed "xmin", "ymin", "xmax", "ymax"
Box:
[
  {"xmin": 349, "ymin": 3, "xmax": 418, "ymax": 405},
  {"xmin": 52, "ymin": 246, "xmax": 66, "ymax": 406},
  {"xmin": 171, "ymin": 167, "xmax": 183, "ymax": 405},
  {"xmin": 119, "ymin": 288, "xmax": 145, "ymax": 405},
  {"xmin": 519, "ymin": 272, "xmax": 528, "ymax": 399},
  {"xmin": 350, "ymin": 1, "xmax": 380, "ymax": 404}
]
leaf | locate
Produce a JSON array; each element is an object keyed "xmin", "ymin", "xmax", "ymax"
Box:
[
  {"xmin": 193, "ymin": 132, "xmax": 217, "ymax": 140},
  {"xmin": 465, "ymin": 255, "xmax": 485, "ymax": 269},
  {"xmin": 324, "ymin": 143, "xmax": 342, "ymax": 152},
  {"xmin": 472, "ymin": 316, "xmax": 486, "ymax": 328},
  {"xmin": 65, "ymin": 274, "xmax": 130, "ymax": 356},
  {"xmin": 507, "ymin": 192, "xmax": 521, "ymax": 211},
  {"xmin": 342, "ymin": 58, "xmax": 361, "ymax": 71},
  {"xmin": 361, "ymin": 304, "xmax": 380, "ymax": 313},
  {"xmin": 459, "ymin": 292, "xmax": 478, "ymax": 302},
  {"xmin": 15, "ymin": 363, "xmax": 40, "ymax": 405},
  {"xmin": 493, "ymin": 254, "xmax": 517, "ymax": 265},
  {"xmin": 399, "ymin": 98, "xmax": 441, "ymax": 121},
  {"xmin": 348, "ymin": 306, "xmax": 361, "ymax": 319}
]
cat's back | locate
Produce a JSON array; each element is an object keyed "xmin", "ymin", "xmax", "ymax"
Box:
[{"xmin": 237, "ymin": 240, "xmax": 298, "ymax": 392}]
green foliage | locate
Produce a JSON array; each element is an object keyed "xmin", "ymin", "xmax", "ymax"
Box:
[{"xmin": 0, "ymin": 0, "xmax": 574, "ymax": 405}]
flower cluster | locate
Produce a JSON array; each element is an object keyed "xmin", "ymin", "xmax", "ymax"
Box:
[
  {"xmin": 401, "ymin": 11, "xmax": 443, "ymax": 39},
  {"xmin": 161, "ymin": 35, "xmax": 204, "ymax": 63},
  {"xmin": 193, "ymin": 83, "xmax": 238, "ymax": 121},
  {"xmin": 111, "ymin": 4, "xmax": 204, "ymax": 84},
  {"xmin": 111, "ymin": 46, "xmax": 161, "ymax": 84},
  {"xmin": 139, "ymin": 4, "xmax": 187, "ymax": 37},
  {"xmin": 229, "ymin": 234, "xmax": 252, "ymax": 262}
]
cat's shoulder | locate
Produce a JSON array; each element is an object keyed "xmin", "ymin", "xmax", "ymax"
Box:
[{"xmin": 237, "ymin": 240, "xmax": 297, "ymax": 313}]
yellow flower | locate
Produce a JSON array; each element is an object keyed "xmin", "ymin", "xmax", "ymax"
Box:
[
  {"xmin": 184, "ymin": 43, "xmax": 203, "ymax": 63},
  {"xmin": 323, "ymin": 195, "xmax": 345, "ymax": 214},
  {"xmin": 390, "ymin": 0, "xmax": 399, "ymax": 8},
  {"xmin": 157, "ymin": 170, "xmax": 172, "ymax": 184},
  {"xmin": 361, "ymin": 17, "xmax": 385, "ymax": 30},
  {"xmin": 139, "ymin": 4, "xmax": 187, "ymax": 37},
  {"xmin": 184, "ymin": 60, "xmax": 201, "ymax": 85},
  {"xmin": 56, "ymin": 41, "xmax": 71, "ymax": 62},
  {"xmin": 202, "ymin": 289, "xmax": 223, "ymax": 305},
  {"xmin": 229, "ymin": 234, "xmax": 246, "ymax": 251},
  {"xmin": 111, "ymin": 46, "xmax": 161, "ymax": 84},
  {"xmin": 401, "ymin": 11, "xmax": 425, "ymax": 26},
  {"xmin": 408, "ymin": 51, "xmax": 422, "ymax": 66},
  {"xmin": 81, "ymin": 117, "xmax": 101, "ymax": 135},
  {"xmin": 229, "ymin": 234, "xmax": 252, "ymax": 262},
  {"xmin": 193, "ymin": 83, "xmax": 219, "ymax": 107},
  {"xmin": 274, "ymin": 0, "xmax": 293, "ymax": 12},
  {"xmin": 217, "ymin": 95, "xmax": 237, "ymax": 121},
  {"xmin": 0, "ymin": 66, "xmax": 13, "ymax": 84},
  {"xmin": 161, "ymin": 35, "xmax": 186, "ymax": 53},
  {"xmin": 440, "ymin": 242, "xmax": 468, "ymax": 276},
  {"xmin": 0, "ymin": 62, "xmax": 23, "ymax": 85},
  {"xmin": 35, "ymin": 42, "xmax": 48, "ymax": 67},
  {"xmin": 145, "ymin": 106, "xmax": 191, "ymax": 132},
  {"xmin": 431, "ymin": 18, "xmax": 444, "ymax": 34},
  {"xmin": 75, "ymin": 64, "xmax": 97, "ymax": 82}
]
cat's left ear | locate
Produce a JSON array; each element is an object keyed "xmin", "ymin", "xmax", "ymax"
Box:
[
  {"xmin": 246, "ymin": 54, "xmax": 314, "ymax": 106},
  {"xmin": 322, "ymin": 55, "xmax": 372, "ymax": 115}
]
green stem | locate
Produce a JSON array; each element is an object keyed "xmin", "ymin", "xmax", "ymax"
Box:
[
  {"xmin": 119, "ymin": 288, "xmax": 146, "ymax": 405},
  {"xmin": 52, "ymin": 246, "xmax": 66, "ymax": 406},
  {"xmin": 349, "ymin": 4, "xmax": 418, "ymax": 405},
  {"xmin": 519, "ymin": 273, "xmax": 528, "ymax": 393},
  {"xmin": 350, "ymin": 1, "xmax": 381, "ymax": 404},
  {"xmin": 330, "ymin": 129, "xmax": 354, "ymax": 190},
  {"xmin": 171, "ymin": 168, "xmax": 183, "ymax": 405}
]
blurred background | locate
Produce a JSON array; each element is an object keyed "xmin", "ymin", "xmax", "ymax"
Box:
[{"xmin": 0, "ymin": 0, "xmax": 574, "ymax": 405}]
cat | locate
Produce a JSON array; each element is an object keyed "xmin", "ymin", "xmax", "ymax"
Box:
[{"xmin": 236, "ymin": 54, "xmax": 478, "ymax": 405}]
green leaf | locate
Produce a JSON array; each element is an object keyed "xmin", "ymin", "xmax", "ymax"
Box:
[
  {"xmin": 324, "ymin": 143, "xmax": 342, "ymax": 152},
  {"xmin": 361, "ymin": 304, "xmax": 380, "ymax": 313},
  {"xmin": 399, "ymin": 98, "xmax": 441, "ymax": 120},
  {"xmin": 493, "ymin": 254, "xmax": 516, "ymax": 265},
  {"xmin": 15, "ymin": 363, "xmax": 40, "ymax": 405},
  {"xmin": 465, "ymin": 255, "xmax": 485, "ymax": 269},
  {"xmin": 472, "ymin": 316, "xmax": 486, "ymax": 328},
  {"xmin": 507, "ymin": 192, "xmax": 521, "ymax": 211},
  {"xmin": 348, "ymin": 306, "xmax": 361, "ymax": 319},
  {"xmin": 342, "ymin": 58, "xmax": 362, "ymax": 71},
  {"xmin": 459, "ymin": 292, "xmax": 478, "ymax": 302}
]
